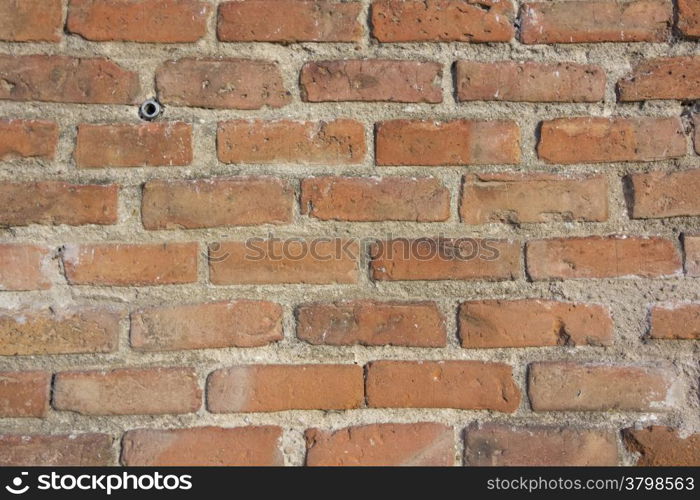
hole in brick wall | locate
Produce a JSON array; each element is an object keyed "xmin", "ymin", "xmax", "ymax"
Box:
[{"xmin": 139, "ymin": 98, "xmax": 162, "ymax": 121}]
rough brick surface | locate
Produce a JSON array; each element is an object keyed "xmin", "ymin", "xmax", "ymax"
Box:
[
  {"xmin": 528, "ymin": 362, "xmax": 672, "ymax": 411},
  {"xmin": 296, "ymin": 301, "xmax": 446, "ymax": 347},
  {"xmin": 459, "ymin": 300, "xmax": 613, "ymax": 348},
  {"xmin": 207, "ymin": 364, "xmax": 364, "ymax": 413},
  {"xmin": 684, "ymin": 234, "xmax": 700, "ymax": 276},
  {"xmin": 366, "ymin": 361, "xmax": 521, "ymax": 412},
  {"xmin": 0, "ymin": 0, "xmax": 63, "ymax": 42},
  {"xmin": 649, "ymin": 304, "xmax": 700, "ymax": 340},
  {"xmin": 306, "ymin": 423, "xmax": 454, "ymax": 466},
  {"xmin": 301, "ymin": 176, "xmax": 450, "ymax": 222},
  {"xmin": 455, "ymin": 61, "xmax": 606, "ymax": 102},
  {"xmin": 375, "ymin": 120, "xmax": 520, "ymax": 166},
  {"xmin": 142, "ymin": 177, "xmax": 293, "ymax": 229},
  {"xmin": 623, "ymin": 426, "xmax": 700, "ymax": 466},
  {"xmin": 67, "ymin": 0, "xmax": 211, "ymax": 42},
  {"xmin": 131, "ymin": 300, "xmax": 283, "ymax": 351},
  {"xmin": 54, "ymin": 367, "xmax": 201, "ymax": 415},
  {"xmin": 617, "ymin": 57, "xmax": 700, "ymax": 101},
  {"xmin": 122, "ymin": 426, "xmax": 283, "ymax": 466},
  {"xmin": 679, "ymin": 0, "xmax": 700, "ymax": 37},
  {"xmin": 0, "ymin": 434, "xmax": 113, "ymax": 466},
  {"xmin": 218, "ymin": 1, "xmax": 362, "ymax": 42},
  {"xmin": 465, "ymin": 424, "xmax": 619, "ymax": 466},
  {"xmin": 629, "ymin": 169, "xmax": 700, "ymax": 219},
  {"xmin": 0, "ymin": 244, "xmax": 51, "ymax": 291},
  {"xmin": 300, "ymin": 60, "xmax": 443, "ymax": 103},
  {"xmin": 0, "ymin": 120, "xmax": 58, "ymax": 160},
  {"xmin": 0, "ymin": 371, "xmax": 51, "ymax": 418}
]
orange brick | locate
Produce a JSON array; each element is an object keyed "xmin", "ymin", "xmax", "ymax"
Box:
[
  {"xmin": 629, "ymin": 169, "xmax": 700, "ymax": 219},
  {"xmin": 0, "ymin": 434, "xmax": 113, "ymax": 466},
  {"xmin": 623, "ymin": 426, "xmax": 700, "ymax": 466},
  {"xmin": 0, "ymin": 120, "xmax": 58, "ymax": 160},
  {"xmin": 684, "ymin": 234, "xmax": 700, "ymax": 276},
  {"xmin": 679, "ymin": 0, "xmax": 700, "ymax": 37},
  {"xmin": 0, "ymin": 0, "xmax": 63, "ymax": 42},
  {"xmin": 0, "ymin": 371, "xmax": 51, "ymax": 418},
  {"xmin": 0, "ymin": 244, "xmax": 51, "ymax": 291},
  {"xmin": 618, "ymin": 57, "xmax": 700, "ymax": 101},
  {"xmin": 649, "ymin": 303, "xmax": 700, "ymax": 340}
]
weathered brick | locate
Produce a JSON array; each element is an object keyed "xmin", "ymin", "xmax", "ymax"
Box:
[
  {"xmin": 629, "ymin": 169, "xmax": 700, "ymax": 219},
  {"xmin": 0, "ymin": 434, "xmax": 113, "ymax": 466},
  {"xmin": 156, "ymin": 58, "xmax": 290, "ymax": 109},
  {"xmin": 131, "ymin": 300, "xmax": 283, "ymax": 351},
  {"xmin": 459, "ymin": 300, "xmax": 613, "ymax": 348},
  {"xmin": 217, "ymin": 120, "xmax": 365, "ymax": 165},
  {"xmin": 0, "ymin": 120, "xmax": 58, "ymax": 160},
  {"xmin": 370, "ymin": 238, "xmax": 520, "ymax": 281},
  {"xmin": 62, "ymin": 243, "xmax": 199, "ymax": 286},
  {"xmin": 122, "ymin": 426, "xmax": 283, "ymax": 466},
  {"xmin": 465, "ymin": 424, "xmax": 618, "ymax": 466},
  {"xmin": 300, "ymin": 60, "xmax": 442, "ymax": 103},
  {"xmin": 209, "ymin": 239, "xmax": 358, "ymax": 285},
  {"xmin": 0, "ymin": 244, "xmax": 51, "ymax": 291},
  {"xmin": 371, "ymin": 0, "xmax": 514, "ymax": 42},
  {"xmin": 218, "ymin": 0, "xmax": 362, "ymax": 42},
  {"xmin": 0, "ymin": 0, "xmax": 62, "ymax": 42},
  {"xmin": 301, "ymin": 176, "xmax": 450, "ymax": 222},
  {"xmin": 207, "ymin": 364, "xmax": 364, "ymax": 412},
  {"xmin": 695, "ymin": 114, "xmax": 700, "ymax": 155},
  {"xmin": 75, "ymin": 122, "xmax": 192, "ymax": 168},
  {"xmin": 376, "ymin": 120, "xmax": 520, "ymax": 166},
  {"xmin": 67, "ymin": 0, "xmax": 211, "ymax": 42},
  {"xmin": 684, "ymin": 234, "xmax": 700, "ymax": 276},
  {"xmin": 54, "ymin": 367, "xmax": 201, "ymax": 415},
  {"xmin": 0, "ymin": 182, "xmax": 118, "ymax": 226},
  {"xmin": 306, "ymin": 423, "xmax": 454, "ymax": 466},
  {"xmin": 0, "ymin": 307, "xmax": 121, "ymax": 355},
  {"xmin": 0, "ymin": 371, "xmax": 51, "ymax": 418},
  {"xmin": 460, "ymin": 173, "xmax": 608, "ymax": 224},
  {"xmin": 679, "ymin": 0, "xmax": 700, "ymax": 37},
  {"xmin": 366, "ymin": 360, "xmax": 520, "ymax": 411},
  {"xmin": 618, "ymin": 57, "xmax": 700, "ymax": 101},
  {"xmin": 455, "ymin": 61, "xmax": 605, "ymax": 102},
  {"xmin": 142, "ymin": 177, "xmax": 293, "ymax": 229},
  {"xmin": 649, "ymin": 304, "xmax": 700, "ymax": 340},
  {"xmin": 623, "ymin": 426, "xmax": 700, "ymax": 466},
  {"xmin": 528, "ymin": 362, "xmax": 672, "ymax": 411},
  {"xmin": 296, "ymin": 300, "xmax": 446, "ymax": 347},
  {"xmin": 520, "ymin": 0, "xmax": 672, "ymax": 44},
  {"xmin": 538, "ymin": 117, "xmax": 686, "ymax": 164},
  {"xmin": 0, "ymin": 55, "xmax": 139, "ymax": 104},
  {"xmin": 526, "ymin": 236, "xmax": 682, "ymax": 280}
]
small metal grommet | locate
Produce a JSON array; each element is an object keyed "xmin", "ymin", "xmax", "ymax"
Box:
[{"xmin": 139, "ymin": 98, "xmax": 162, "ymax": 121}]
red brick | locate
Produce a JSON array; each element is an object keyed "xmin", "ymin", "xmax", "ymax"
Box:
[
  {"xmin": 0, "ymin": 434, "xmax": 113, "ymax": 466},
  {"xmin": 0, "ymin": 307, "xmax": 121, "ymax": 355},
  {"xmin": 217, "ymin": 120, "xmax": 365, "ymax": 165},
  {"xmin": 0, "ymin": 120, "xmax": 58, "ymax": 160},
  {"xmin": 684, "ymin": 234, "xmax": 700, "ymax": 276},
  {"xmin": 296, "ymin": 300, "xmax": 446, "ymax": 347},
  {"xmin": 370, "ymin": 238, "xmax": 520, "ymax": 281},
  {"xmin": 460, "ymin": 173, "xmax": 608, "ymax": 224},
  {"xmin": 131, "ymin": 300, "xmax": 283, "ymax": 351},
  {"xmin": 629, "ymin": 169, "xmax": 700, "ymax": 219},
  {"xmin": 122, "ymin": 426, "xmax": 283, "ymax": 466},
  {"xmin": 371, "ymin": 0, "xmax": 514, "ymax": 42},
  {"xmin": 679, "ymin": 0, "xmax": 700, "ymax": 37},
  {"xmin": 459, "ymin": 299, "xmax": 613, "ymax": 348},
  {"xmin": 209, "ymin": 239, "xmax": 358, "ymax": 285},
  {"xmin": 67, "ymin": 0, "xmax": 211, "ymax": 42},
  {"xmin": 0, "ymin": 0, "xmax": 62, "ymax": 42},
  {"xmin": 526, "ymin": 236, "xmax": 682, "ymax": 280},
  {"xmin": 538, "ymin": 117, "xmax": 686, "ymax": 164},
  {"xmin": 528, "ymin": 362, "xmax": 672, "ymax": 411},
  {"xmin": 301, "ymin": 176, "xmax": 450, "ymax": 222},
  {"xmin": 0, "ymin": 55, "xmax": 139, "ymax": 104},
  {"xmin": 376, "ymin": 120, "xmax": 520, "ymax": 166},
  {"xmin": 156, "ymin": 58, "xmax": 290, "ymax": 109},
  {"xmin": 0, "ymin": 182, "xmax": 118, "ymax": 226},
  {"xmin": 300, "ymin": 60, "xmax": 442, "ymax": 103},
  {"xmin": 618, "ymin": 57, "xmax": 700, "ymax": 101},
  {"xmin": 306, "ymin": 423, "xmax": 454, "ymax": 466},
  {"xmin": 142, "ymin": 177, "xmax": 293, "ymax": 229},
  {"xmin": 623, "ymin": 426, "xmax": 700, "ymax": 466},
  {"xmin": 695, "ymin": 114, "xmax": 700, "ymax": 155},
  {"xmin": 649, "ymin": 304, "xmax": 700, "ymax": 340},
  {"xmin": 54, "ymin": 367, "xmax": 201, "ymax": 415},
  {"xmin": 465, "ymin": 424, "xmax": 618, "ymax": 466},
  {"xmin": 366, "ymin": 360, "xmax": 520, "ymax": 412},
  {"xmin": 520, "ymin": 0, "xmax": 672, "ymax": 44},
  {"xmin": 207, "ymin": 364, "xmax": 364, "ymax": 413},
  {"xmin": 0, "ymin": 371, "xmax": 51, "ymax": 418},
  {"xmin": 0, "ymin": 244, "xmax": 51, "ymax": 291},
  {"xmin": 218, "ymin": 0, "xmax": 362, "ymax": 42},
  {"xmin": 62, "ymin": 243, "xmax": 199, "ymax": 286},
  {"xmin": 75, "ymin": 122, "xmax": 192, "ymax": 168},
  {"xmin": 455, "ymin": 61, "xmax": 605, "ymax": 102}
]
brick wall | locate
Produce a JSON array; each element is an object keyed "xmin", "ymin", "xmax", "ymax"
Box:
[{"xmin": 0, "ymin": 0, "xmax": 699, "ymax": 466}]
